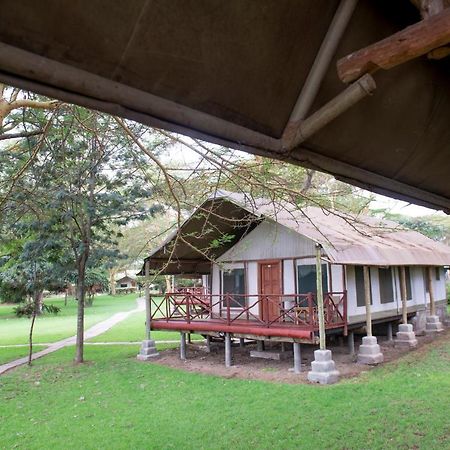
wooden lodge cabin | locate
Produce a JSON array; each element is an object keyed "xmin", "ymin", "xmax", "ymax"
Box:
[
  {"xmin": 139, "ymin": 192, "xmax": 450, "ymax": 347},
  {"xmin": 115, "ymin": 273, "xmax": 138, "ymax": 293}
]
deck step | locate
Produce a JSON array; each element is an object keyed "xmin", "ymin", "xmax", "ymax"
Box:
[{"xmin": 250, "ymin": 350, "xmax": 293, "ymax": 361}]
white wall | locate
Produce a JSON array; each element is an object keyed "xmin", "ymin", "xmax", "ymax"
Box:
[{"xmin": 218, "ymin": 220, "xmax": 315, "ymax": 262}]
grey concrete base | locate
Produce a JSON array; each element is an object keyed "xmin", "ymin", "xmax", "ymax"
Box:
[
  {"xmin": 425, "ymin": 315, "xmax": 444, "ymax": 334},
  {"xmin": 250, "ymin": 350, "xmax": 293, "ymax": 361},
  {"xmin": 136, "ymin": 339, "xmax": 159, "ymax": 361},
  {"xmin": 357, "ymin": 336, "xmax": 384, "ymax": 365},
  {"xmin": 307, "ymin": 349, "xmax": 340, "ymax": 385},
  {"xmin": 395, "ymin": 324, "xmax": 418, "ymax": 349}
]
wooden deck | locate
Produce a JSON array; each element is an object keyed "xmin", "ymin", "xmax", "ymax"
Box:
[{"xmin": 150, "ymin": 291, "xmax": 347, "ymax": 343}]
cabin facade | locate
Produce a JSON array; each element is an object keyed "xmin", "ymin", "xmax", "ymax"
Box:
[
  {"xmin": 115, "ymin": 274, "xmax": 137, "ymax": 293},
  {"xmin": 141, "ymin": 192, "xmax": 450, "ymax": 346}
]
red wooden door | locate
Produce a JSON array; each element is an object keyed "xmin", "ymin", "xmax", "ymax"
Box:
[{"xmin": 260, "ymin": 261, "xmax": 281, "ymax": 322}]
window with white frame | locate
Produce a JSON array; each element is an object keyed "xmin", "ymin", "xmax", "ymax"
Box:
[
  {"xmin": 222, "ymin": 268, "xmax": 246, "ymax": 308},
  {"xmin": 296, "ymin": 264, "xmax": 328, "ymax": 307},
  {"xmin": 379, "ymin": 267, "xmax": 394, "ymax": 304},
  {"xmin": 355, "ymin": 266, "xmax": 372, "ymax": 307}
]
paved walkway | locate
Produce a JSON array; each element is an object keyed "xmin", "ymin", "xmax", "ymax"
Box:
[{"xmin": 0, "ymin": 297, "xmax": 145, "ymax": 375}]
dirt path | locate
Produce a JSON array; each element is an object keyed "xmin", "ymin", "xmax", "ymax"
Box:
[{"xmin": 0, "ymin": 297, "xmax": 145, "ymax": 375}]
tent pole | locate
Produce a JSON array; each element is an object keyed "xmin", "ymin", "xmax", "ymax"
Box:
[{"xmin": 316, "ymin": 244, "xmax": 326, "ymax": 350}]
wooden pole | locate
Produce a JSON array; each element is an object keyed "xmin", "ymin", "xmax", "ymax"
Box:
[
  {"xmin": 144, "ymin": 260, "xmax": 151, "ymax": 340},
  {"xmin": 363, "ymin": 266, "xmax": 372, "ymax": 337},
  {"xmin": 400, "ymin": 266, "xmax": 408, "ymax": 325},
  {"xmin": 427, "ymin": 267, "xmax": 436, "ymax": 316},
  {"xmin": 337, "ymin": 7, "xmax": 450, "ymax": 83},
  {"xmin": 316, "ymin": 244, "xmax": 326, "ymax": 350}
]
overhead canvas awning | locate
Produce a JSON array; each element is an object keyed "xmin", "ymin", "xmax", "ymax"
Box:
[{"xmin": 0, "ymin": 1, "xmax": 449, "ymax": 211}]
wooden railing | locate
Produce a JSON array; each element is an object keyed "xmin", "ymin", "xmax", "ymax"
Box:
[{"xmin": 151, "ymin": 291, "xmax": 347, "ymax": 334}]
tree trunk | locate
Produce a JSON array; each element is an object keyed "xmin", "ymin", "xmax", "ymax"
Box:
[
  {"xmin": 28, "ymin": 310, "xmax": 37, "ymax": 366},
  {"xmin": 109, "ymin": 268, "xmax": 116, "ymax": 295},
  {"xmin": 75, "ymin": 252, "xmax": 88, "ymax": 363}
]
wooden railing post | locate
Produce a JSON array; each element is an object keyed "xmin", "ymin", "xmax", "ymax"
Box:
[
  {"xmin": 186, "ymin": 293, "xmax": 191, "ymax": 324},
  {"xmin": 226, "ymin": 294, "xmax": 231, "ymax": 325}
]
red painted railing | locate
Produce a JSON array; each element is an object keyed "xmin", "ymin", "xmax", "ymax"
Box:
[{"xmin": 151, "ymin": 291, "xmax": 347, "ymax": 334}]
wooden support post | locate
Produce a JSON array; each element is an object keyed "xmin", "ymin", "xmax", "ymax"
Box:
[
  {"xmin": 225, "ymin": 333, "xmax": 232, "ymax": 368},
  {"xmin": 387, "ymin": 322, "xmax": 393, "ymax": 342},
  {"xmin": 257, "ymin": 340, "xmax": 265, "ymax": 352},
  {"xmin": 400, "ymin": 266, "xmax": 408, "ymax": 325},
  {"xmin": 316, "ymin": 244, "xmax": 326, "ymax": 350},
  {"xmin": 239, "ymin": 338, "xmax": 245, "ymax": 348},
  {"xmin": 180, "ymin": 332, "xmax": 187, "ymax": 360},
  {"xmin": 363, "ymin": 266, "xmax": 372, "ymax": 337},
  {"xmin": 293, "ymin": 342, "xmax": 302, "ymax": 374},
  {"xmin": 348, "ymin": 331, "xmax": 355, "ymax": 355},
  {"xmin": 427, "ymin": 267, "xmax": 436, "ymax": 316},
  {"xmin": 337, "ymin": 7, "xmax": 450, "ymax": 83},
  {"xmin": 206, "ymin": 335, "xmax": 211, "ymax": 352},
  {"xmin": 144, "ymin": 261, "xmax": 151, "ymax": 340},
  {"xmin": 187, "ymin": 333, "xmax": 192, "ymax": 344}
]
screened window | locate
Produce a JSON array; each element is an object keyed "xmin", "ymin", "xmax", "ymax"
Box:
[
  {"xmin": 120, "ymin": 283, "xmax": 128, "ymax": 288},
  {"xmin": 379, "ymin": 268, "xmax": 394, "ymax": 304},
  {"xmin": 297, "ymin": 264, "xmax": 328, "ymax": 296},
  {"xmin": 222, "ymin": 268, "xmax": 246, "ymax": 308},
  {"xmin": 355, "ymin": 266, "xmax": 372, "ymax": 307},
  {"xmin": 435, "ymin": 267, "xmax": 441, "ymax": 281}
]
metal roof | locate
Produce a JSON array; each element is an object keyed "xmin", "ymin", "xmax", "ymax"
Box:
[
  {"xmin": 141, "ymin": 191, "xmax": 450, "ymax": 274},
  {"xmin": 0, "ymin": 1, "xmax": 449, "ymax": 212}
]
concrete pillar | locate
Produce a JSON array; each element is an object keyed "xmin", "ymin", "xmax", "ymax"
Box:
[
  {"xmin": 206, "ymin": 335, "xmax": 211, "ymax": 352},
  {"xmin": 357, "ymin": 266, "xmax": 383, "ymax": 365},
  {"xmin": 225, "ymin": 333, "xmax": 232, "ymax": 368},
  {"xmin": 357, "ymin": 336, "xmax": 384, "ymax": 365},
  {"xmin": 395, "ymin": 266, "xmax": 418, "ymax": 348},
  {"xmin": 307, "ymin": 349, "xmax": 340, "ymax": 384},
  {"xmin": 348, "ymin": 331, "xmax": 355, "ymax": 355},
  {"xmin": 180, "ymin": 332, "xmax": 187, "ymax": 360},
  {"xmin": 239, "ymin": 338, "xmax": 245, "ymax": 348},
  {"xmin": 293, "ymin": 342, "xmax": 302, "ymax": 374},
  {"xmin": 395, "ymin": 323, "xmax": 418, "ymax": 348},
  {"xmin": 137, "ymin": 260, "xmax": 159, "ymax": 361},
  {"xmin": 257, "ymin": 340, "xmax": 265, "ymax": 352},
  {"xmin": 387, "ymin": 322, "xmax": 393, "ymax": 342}
]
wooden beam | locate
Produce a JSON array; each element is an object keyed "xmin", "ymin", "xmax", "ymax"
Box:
[
  {"xmin": 337, "ymin": 7, "xmax": 450, "ymax": 83},
  {"xmin": 427, "ymin": 267, "xmax": 436, "ymax": 316},
  {"xmin": 400, "ymin": 266, "xmax": 408, "ymax": 325},
  {"xmin": 363, "ymin": 266, "xmax": 372, "ymax": 337}
]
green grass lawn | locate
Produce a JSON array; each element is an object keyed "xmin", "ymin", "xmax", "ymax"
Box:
[
  {"xmin": 1, "ymin": 338, "xmax": 449, "ymax": 450},
  {"xmin": 88, "ymin": 309, "xmax": 203, "ymax": 343},
  {"xmin": 0, "ymin": 293, "xmax": 139, "ymax": 346},
  {"xmin": 0, "ymin": 345, "xmax": 47, "ymax": 365}
]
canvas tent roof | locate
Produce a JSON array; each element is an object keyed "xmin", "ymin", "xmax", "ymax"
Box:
[
  {"xmin": 0, "ymin": 1, "xmax": 449, "ymax": 213},
  {"xmin": 140, "ymin": 191, "xmax": 450, "ymax": 274}
]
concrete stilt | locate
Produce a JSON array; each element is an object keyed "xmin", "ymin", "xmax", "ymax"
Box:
[
  {"xmin": 357, "ymin": 336, "xmax": 383, "ymax": 365},
  {"xmin": 256, "ymin": 340, "xmax": 265, "ymax": 352},
  {"xmin": 206, "ymin": 335, "xmax": 211, "ymax": 352},
  {"xmin": 387, "ymin": 322, "xmax": 393, "ymax": 342},
  {"xmin": 348, "ymin": 331, "xmax": 355, "ymax": 355},
  {"xmin": 225, "ymin": 333, "xmax": 232, "ymax": 368},
  {"xmin": 307, "ymin": 349, "xmax": 340, "ymax": 384},
  {"xmin": 239, "ymin": 338, "xmax": 245, "ymax": 348},
  {"xmin": 293, "ymin": 342, "xmax": 302, "ymax": 374},
  {"xmin": 180, "ymin": 332, "xmax": 187, "ymax": 360},
  {"xmin": 395, "ymin": 323, "xmax": 418, "ymax": 348},
  {"xmin": 137, "ymin": 339, "xmax": 159, "ymax": 361},
  {"xmin": 425, "ymin": 315, "xmax": 444, "ymax": 334}
]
